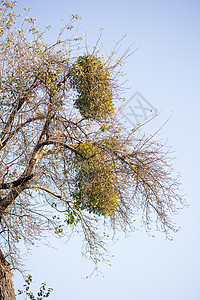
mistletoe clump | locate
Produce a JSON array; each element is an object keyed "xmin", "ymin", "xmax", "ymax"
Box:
[
  {"xmin": 72, "ymin": 142, "xmax": 119, "ymax": 216},
  {"xmin": 69, "ymin": 54, "xmax": 114, "ymax": 120}
]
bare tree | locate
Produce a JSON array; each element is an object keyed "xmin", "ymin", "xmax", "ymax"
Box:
[{"xmin": 0, "ymin": 1, "xmax": 184, "ymax": 298}]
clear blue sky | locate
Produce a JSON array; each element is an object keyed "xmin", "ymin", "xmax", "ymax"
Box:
[{"xmin": 14, "ymin": 0, "xmax": 200, "ymax": 299}]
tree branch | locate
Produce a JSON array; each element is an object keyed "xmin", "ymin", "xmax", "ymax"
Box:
[
  {"xmin": 27, "ymin": 185, "xmax": 70, "ymax": 203},
  {"xmin": 0, "ymin": 175, "xmax": 34, "ymax": 190},
  {"xmin": 0, "ymin": 77, "xmax": 39, "ymax": 143}
]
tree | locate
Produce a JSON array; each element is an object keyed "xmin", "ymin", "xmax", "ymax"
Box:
[{"xmin": 0, "ymin": 1, "xmax": 184, "ymax": 298}]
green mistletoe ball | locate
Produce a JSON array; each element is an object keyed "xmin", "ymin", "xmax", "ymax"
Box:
[{"xmin": 69, "ymin": 54, "xmax": 115, "ymax": 120}]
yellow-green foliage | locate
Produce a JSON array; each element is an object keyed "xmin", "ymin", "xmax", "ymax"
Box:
[
  {"xmin": 72, "ymin": 142, "xmax": 119, "ymax": 216},
  {"xmin": 69, "ymin": 54, "xmax": 114, "ymax": 120}
]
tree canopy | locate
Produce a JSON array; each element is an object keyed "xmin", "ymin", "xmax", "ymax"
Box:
[{"xmin": 0, "ymin": 0, "xmax": 184, "ymax": 287}]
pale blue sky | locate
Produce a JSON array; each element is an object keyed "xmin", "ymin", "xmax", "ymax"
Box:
[{"xmin": 14, "ymin": 0, "xmax": 200, "ymax": 299}]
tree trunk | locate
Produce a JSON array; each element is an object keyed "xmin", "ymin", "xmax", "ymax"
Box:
[{"xmin": 0, "ymin": 249, "xmax": 16, "ymax": 300}]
